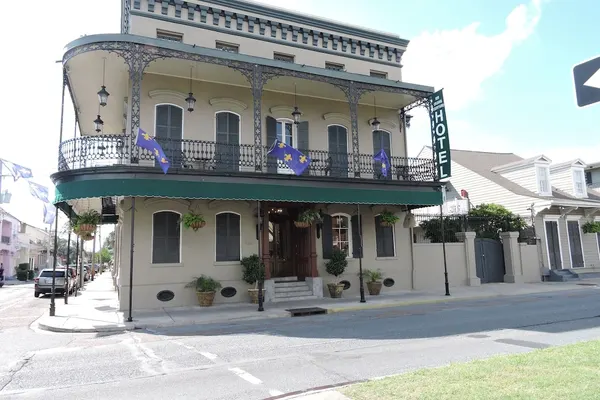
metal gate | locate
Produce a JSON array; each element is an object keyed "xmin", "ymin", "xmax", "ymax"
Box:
[{"xmin": 474, "ymin": 238, "xmax": 505, "ymax": 283}]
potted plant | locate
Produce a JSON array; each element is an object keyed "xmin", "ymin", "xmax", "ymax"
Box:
[
  {"xmin": 182, "ymin": 211, "xmax": 206, "ymax": 231},
  {"xmin": 326, "ymin": 248, "xmax": 348, "ymax": 298},
  {"xmin": 582, "ymin": 221, "xmax": 600, "ymax": 234},
  {"xmin": 185, "ymin": 275, "xmax": 222, "ymax": 307},
  {"xmin": 75, "ymin": 210, "xmax": 101, "ymax": 234},
  {"xmin": 379, "ymin": 210, "xmax": 400, "ymax": 227},
  {"xmin": 241, "ymin": 254, "xmax": 266, "ymax": 304},
  {"xmin": 360, "ymin": 269, "xmax": 383, "ymax": 295},
  {"xmin": 294, "ymin": 209, "xmax": 322, "ymax": 228}
]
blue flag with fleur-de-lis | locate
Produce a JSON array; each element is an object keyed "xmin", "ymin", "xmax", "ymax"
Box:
[
  {"xmin": 135, "ymin": 128, "xmax": 170, "ymax": 174},
  {"xmin": 373, "ymin": 148, "xmax": 390, "ymax": 177},
  {"xmin": 267, "ymin": 140, "xmax": 311, "ymax": 176}
]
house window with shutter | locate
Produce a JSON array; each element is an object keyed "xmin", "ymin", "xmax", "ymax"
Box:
[
  {"xmin": 374, "ymin": 215, "xmax": 395, "ymax": 257},
  {"xmin": 215, "ymin": 212, "xmax": 241, "ymax": 262},
  {"xmin": 152, "ymin": 211, "xmax": 181, "ymax": 264},
  {"xmin": 331, "ymin": 213, "xmax": 352, "ymax": 257},
  {"xmin": 573, "ymin": 169, "xmax": 586, "ymax": 197},
  {"xmin": 536, "ymin": 166, "xmax": 551, "ymax": 195}
]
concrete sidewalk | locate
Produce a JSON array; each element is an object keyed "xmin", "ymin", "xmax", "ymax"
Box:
[{"xmin": 35, "ymin": 273, "xmax": 600, "ymax": 333}]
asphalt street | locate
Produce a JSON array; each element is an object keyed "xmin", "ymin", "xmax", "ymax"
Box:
[{"xmin": 1, "ymin": 285, "xmax": 600, "ymax": 400}]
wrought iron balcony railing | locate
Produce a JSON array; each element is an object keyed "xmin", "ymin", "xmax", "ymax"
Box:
[{"xmin": 58, "ymin": 134, "xmax": 437, "ymax": 182}]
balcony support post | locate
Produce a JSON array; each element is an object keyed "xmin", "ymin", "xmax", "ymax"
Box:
[{"xmin": 342, "ymin": 82, "xmax": 367, "ymax": 178}]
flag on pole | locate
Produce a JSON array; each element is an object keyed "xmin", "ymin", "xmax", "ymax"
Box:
[
  {"xmin": 0, "ymin": 159, "xmax": 33, "ymax": 181},
  {"xmin": 28, "ymin": 181, "xmax": 49, "ymax": 203},
  {"xmin": 135, "ymin": 128, "xmax": 170, "ymax": 174},
  {"xmin": 267, "ymin": 140, "xmax": 311, "ymax": 176},
  {"xmin": 43, "ymin": 203, "xmax": 56, "ymax": 225},
  {"xmin": 373, "ymin": 148, "xmax": 390, "ymax": 177}
]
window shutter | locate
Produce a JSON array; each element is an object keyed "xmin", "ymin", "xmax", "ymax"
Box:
[
  {"xmin": 266, "ymin": 116, "xmax": 278, "ymax": 173},
  {"xmin": 321, "ymin": 214, "xmax": 333, "ymax": 259},
  {"xmin": 228, "ymin": 213, "xmax": 241, "ymax": 261},
  {"xmin": 351, "ymin": 215, "xmax": 363, "ymax": 258},
  {"xmin": 382, "ymin": 226, "xmax": 394, "ymax": 257},
  {"xmin": 297, "ymin": 121, "xmax": 309, "ymax": 175},
  {"xmin": 215, "ymin": 213, "xmax": 228, "ymax": 261},
  {"xmin": 374, "ymin": 215, "xmax": 384, "ymax": 257}
]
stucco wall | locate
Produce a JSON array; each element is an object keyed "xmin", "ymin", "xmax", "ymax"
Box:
[
  {"xmin": 520, "ymin": 243, "xmax": 541, "ymax": 283},
  {"xmin": 412, "ymin": 243, "xmax": 467, "ymax": 290}
]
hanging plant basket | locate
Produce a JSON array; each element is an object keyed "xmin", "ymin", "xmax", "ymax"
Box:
[
  {"xmin": 190, "ymin": 220, "xmax": 206, "ymax": 231},
  {"xmin": 379, "ymin": 210, "xmax": 400, "ymax": 227},
  {"xmin": 380, "ymin": 221, "xmax": 394, "ymax": 227},
  {"xmin": 294, "ymin": 209, "xmax": 322, "ymax": 229},
  {"xmin": 294, "ymin": 221, "xmax": 311, "ymax": 228},
  {"xmin": 78, "ymin": 223, "xmax": 96, "ymax": 234}
]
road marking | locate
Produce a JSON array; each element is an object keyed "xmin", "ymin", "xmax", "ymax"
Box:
[
  {"xmin": 172, "ymin": 341, "xmax": 219, "ymax": 361},
  {"xmin": 199, "ymin": 351, "xmax": 218, "ymax": 360},
  {"xmin": 228, "ymin": 367, "xmax": 263, "ymax": 385},
  {"xmin": 269, "ymin": 389, "xmax": 284, "ymax": 396}
]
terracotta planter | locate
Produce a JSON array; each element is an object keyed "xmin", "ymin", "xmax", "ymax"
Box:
[
  {"xmin": 190, "ymin": 220, "xmax": 206, "ymax": 231},
  {"xmin": 248, "ymin": 288, "xmax": 266, "ymax": 304},
  {"xmin": 294, "ymin": 221, "xmax": 311, "ymax": 228},
  {"xmin": 327, "ymin": 283, "xmax": 345, "ymax": 298},
  {"xmin": 78, "ymin": 223, "xmax": 96, "ymax": 234},
  {"xmin": 367, "ymin": 281, "xmax": 382, "ymax": 296},
  {"xmin": 196, "ymin": 291, "xmax": 216, "ymax": 307}
]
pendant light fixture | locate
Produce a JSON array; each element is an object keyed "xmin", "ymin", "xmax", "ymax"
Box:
[
  {"xmin": 97, "ymin": 57, "xmax": 110, "ymax": 107},
  {"xmin": 185, "ymin": 66, "xmax": 196, "ymax": 112},
  {"xmin": 291, "ymin": 83, "xmax": 302, "ymax": 124},
  {"xmin": 371, "ymin": 97, "xmax": 381, "ymax": 131}
]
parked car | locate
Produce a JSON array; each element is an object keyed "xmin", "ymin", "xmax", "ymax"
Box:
[{"xmin": 34, "ymin": 269, "xmax": 72, "ymax": 297}]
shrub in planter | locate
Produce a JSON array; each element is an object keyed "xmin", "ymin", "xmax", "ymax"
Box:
[
  {"xmin": 583, "ymin": 221, "xmax": 600, "ymax": 234},
  {"xmin": 185, "ymin": 275, "xmax": 222, "ymax": 307},
  {"xmin": 182, "ymin": 212, "xmax": 206, "ymax": 231},
  {"xmin": 295, "ymin": 209, "xmax": 322, "ymax": 228},
  {"xmin": 16, "ymin": 263, "xmax": 29, "ymax": 281},
  {"xmin": 379, "ymin": 210, "xmax": 400, "ymax": 227},
  {"xmin": 27, "ymin": 270, "xmax": 35, "ymax": 280},
  {"xmin": 241, "ymin": 254, "xmax": 266, "ymax": 304},
  {"xmin": 360, "ymin": 269, "xmax": 384, "ymax": 296},
  {"xmin": 325, "ymin": 248, "xmax": 348, "ymax": 298}
]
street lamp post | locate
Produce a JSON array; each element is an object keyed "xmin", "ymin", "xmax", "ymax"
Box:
[{"xmin": 49, "ymin": 205, "xmax": 59, "ymax": 317}]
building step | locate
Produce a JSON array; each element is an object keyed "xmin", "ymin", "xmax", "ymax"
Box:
[
  {"xmin": 274, "ymin": 289, "xmax": 314, "ymax": 298},
  {"xmin": 275, "ymin": 285, "xmax": 313, "ymax": 293},
  {"xmin": 272, "ymin": 294, "xmax": 320, "ymax": 302},
  {"xmin": 274, "ymin": 276, "xmax": 298, "ymax": 283},
  {"xmin": 549, "ymin": 269, "xmax": 580, "ymax": 282},
  {"xmin": 274, "ymin": 281, "xmax": 308, "ymax": 288}
]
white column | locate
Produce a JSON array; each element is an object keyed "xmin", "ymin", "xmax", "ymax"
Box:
[{"xmin": 500, "ymin": 231, "xmax": 524, "ymax": 283}]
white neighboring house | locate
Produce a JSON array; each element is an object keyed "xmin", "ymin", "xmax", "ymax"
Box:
[{"xmin": 418, "ymin": 147, "xmax": 600, "ymax": 275}]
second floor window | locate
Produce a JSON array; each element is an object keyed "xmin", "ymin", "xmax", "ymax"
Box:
[
  {"xmin": 216, "ymin": 41, "xmax": 239, "ymax": 53},
  {"xmin": 573, "ymin": 169, "xmax": 586, "ymax": 196},
  {"xmin": 156, "ymin": 30, "xmax": 183, "ymax": 42},
  {"xmin": 370, "ymin": 70, "xmax": 388, "ymax": 79},
  {"xmin": 536, "ymin": 166, "xmax": 551, "ymax": 195}
]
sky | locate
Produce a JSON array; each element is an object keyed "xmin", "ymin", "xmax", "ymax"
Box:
[{"xmin": 0, "ymin": 0, "xmax": 598, "ymax": 232}]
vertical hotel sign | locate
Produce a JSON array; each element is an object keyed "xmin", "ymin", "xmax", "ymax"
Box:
[{"xmin": 429, "ymin": 89, "xmax": 451, "ymax": 179}]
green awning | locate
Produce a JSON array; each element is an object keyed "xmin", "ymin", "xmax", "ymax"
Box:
[{"xmin": 54, "ymin": 177, "xmax": 442, "ymax": 206}]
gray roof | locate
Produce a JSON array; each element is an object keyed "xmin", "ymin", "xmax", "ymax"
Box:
[{"xmin": 432, "ymin": 147, "xmax": 600, "ymax": 205}]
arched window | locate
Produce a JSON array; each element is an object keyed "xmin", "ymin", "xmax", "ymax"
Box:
[
  {"xmin": 215, "ymin": 212, "xmax": 241, "ymax": 262},
  {"xmin": 215, "ymin": 112, "xmax": 241, "ymax": 172},
  {"xmin": 373, "ymin": 130, "xmax": 391, "ymax": 179},
  {"xmin": 327, "ymin": 125, "xmax": 349, "ymax": 177},
  {"xmin": 155, "ymin": 104, "xmax": 183, "ymax": 167},
  {"xmin": 152, "ymin": 211, "xmax": 181, "ymax": 264},
  {"xmin": 331, "ymin": 213, "xmax": 352, "ymax": 256},
  {"xmin": 374, "ymin": 214, "xmax": 395, "ymax": 257}
]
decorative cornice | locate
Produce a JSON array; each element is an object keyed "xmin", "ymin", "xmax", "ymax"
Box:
[
  {"xmin": 209, "ymin": 97, "xmax": 248, "ymax": 111},
  {"xmin": 131, "ymin": 0, "xmax": 405, "ymax": 65},
  {"xmin": 269, "ymin": 105, "xmax": 295, "ymax": 117},
  {"xmin": 367, "ymin": 118, "xmax": 397, "ymax": 131},
  {"xmin": 323, "ymin": 112, "xmax": 351, "ymax": 124},
  {"xmin": 148, "ymin": 89, "xmax": 188, "ymax": 102}
]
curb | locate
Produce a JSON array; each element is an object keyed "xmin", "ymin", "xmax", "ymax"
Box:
[{"xmin": 37, "ymin": 321, "xmax": 131, "ymax": 333}]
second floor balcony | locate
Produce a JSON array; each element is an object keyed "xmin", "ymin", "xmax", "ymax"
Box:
[{"xmin": 58, "ymin": 134, "xmax": 437, "ymax": 182}]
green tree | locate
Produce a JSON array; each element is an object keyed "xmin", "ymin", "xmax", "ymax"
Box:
[
  {"xmin": 94, "ymin": 247, "xmax": 112, "ymax": 264},
  {"xmin": 103, "ymin": 230, "xmax": 115, "ymax": 251}
]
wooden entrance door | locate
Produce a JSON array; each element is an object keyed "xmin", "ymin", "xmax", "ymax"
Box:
[{"xmin": 269, "ymin": 215, "xmax": 293, "ymax": 278}]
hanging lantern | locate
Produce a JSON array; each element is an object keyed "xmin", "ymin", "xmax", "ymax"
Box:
[
  {"xmin": 93, "ymin": 115, "xmax": 104, "ymax": 133},
  {"xmin": 291, "ymin": 106, "xmax": 302, "ymax": 124},
  {"xmin": 185, "ymin": 92, "xmax": 196, "ymax": 112},
  {"xmin": 97, "ymin": 85, "xmax": 110, "ymax": 107},
  {"xmin": 371, "ymin": 117, "xmax": 381, "ymax": 131}
]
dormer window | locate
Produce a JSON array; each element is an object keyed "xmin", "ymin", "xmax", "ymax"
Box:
[
  {"xmin": 536, "ymin": 165, "xmax": 551, "ymax": 196},
  {"xmin": 573, "ymin": 168, "xmax": 586, "ymax": 197}
]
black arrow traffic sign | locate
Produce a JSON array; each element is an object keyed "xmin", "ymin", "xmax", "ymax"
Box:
[{"xmin": 573, "ymin": 55, "xmax": 600, "ymax": 108}]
